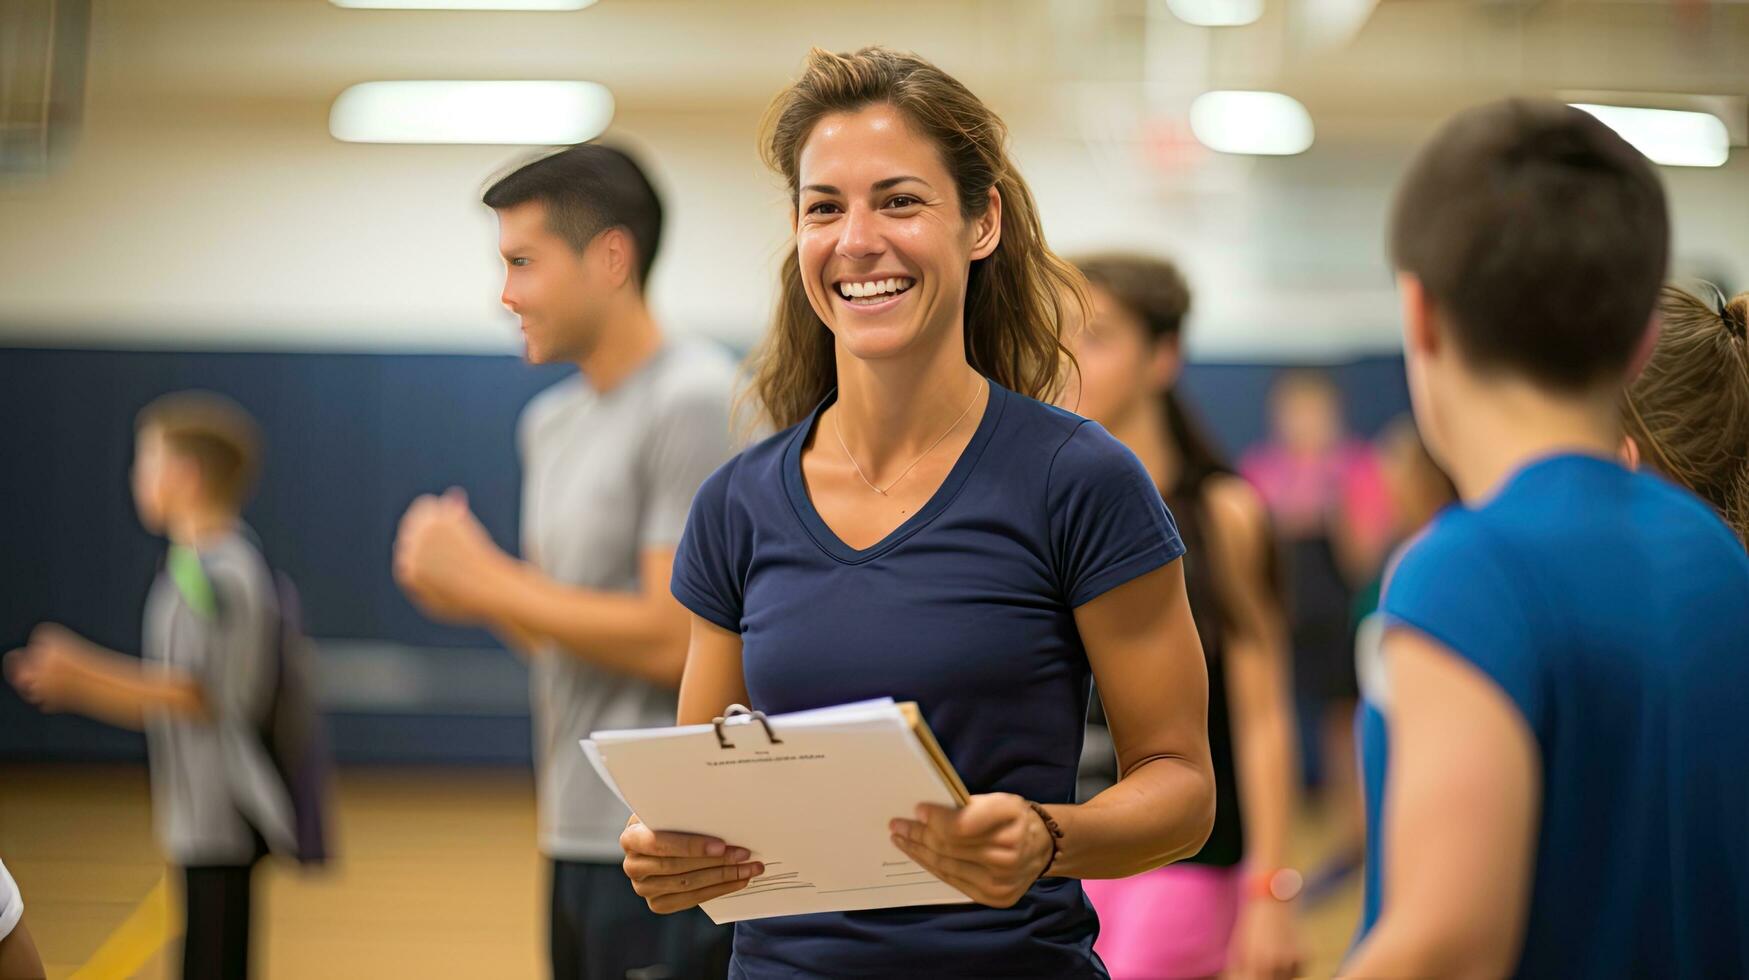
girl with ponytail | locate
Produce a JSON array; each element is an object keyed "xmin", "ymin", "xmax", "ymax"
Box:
[
  {"xmin": 1069, "ymin": 254, "xmax": 1303, "ymax": 980},
  {"xmin": 1622, "ymin": 282, "xmax": 1749, "ymax": 549}
]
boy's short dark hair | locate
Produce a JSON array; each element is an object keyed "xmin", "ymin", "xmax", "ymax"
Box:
[
  {"xmin": 136, "ymin": 391, "xmax": 262, "ymax": 509},
  {"xmin": 483, "ymin": 142, "xmax": 664, "ymax": 291},
  {"xmin": 1389, "ymin": 98, "xmax": 1670, "ymax": 391}
]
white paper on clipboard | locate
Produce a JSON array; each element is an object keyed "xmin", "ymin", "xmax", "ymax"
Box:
[{"xmin": 581, "ymin": 698, "xmax": 972, "ymax": 924}]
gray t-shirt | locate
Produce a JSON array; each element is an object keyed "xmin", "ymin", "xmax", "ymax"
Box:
[
  {"xmin": 143, "ymin": 529, "xmax": 295, "ymax": 865},
  {"xmin": 517, "ymin": 341, "xmax": 738, "ymax": 861}
]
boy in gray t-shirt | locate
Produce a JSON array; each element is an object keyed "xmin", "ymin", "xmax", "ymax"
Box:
[
  {"xmin": 394, "ymin": 143, "xmax": 736, "ymax": 980},
  {"xmin": 7, "ymin": 391, "xmax": 292, "ymax": 979}
]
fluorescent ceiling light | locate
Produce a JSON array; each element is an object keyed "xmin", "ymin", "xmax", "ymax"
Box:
[
  {"xmin": 1569, "ymin": 104, "xmax": 1729, "ymax": 168},
  {"xmin": 330, "ymin": 1, "xmax": 597, "ymax": 9},
  {"xmin": 1166, "ymin": 0, "xmax": 1264, "ymax": 27},
  {"xmin": 1189, "ymin": 91, "xmax": 1314, "ymax": 156},
  {"xmin": 329, "ymin": 81, "xmax": 613, "ymax": 145}
]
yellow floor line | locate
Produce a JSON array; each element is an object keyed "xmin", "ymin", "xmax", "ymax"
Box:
[{"xmin": 69, "ymin": 875, "xmax": 178, "ymax": 980}]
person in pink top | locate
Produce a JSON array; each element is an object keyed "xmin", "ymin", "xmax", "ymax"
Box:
[{"xmin": 1239, "ymin": 371, "xmax": 1390, "ymax": 895}]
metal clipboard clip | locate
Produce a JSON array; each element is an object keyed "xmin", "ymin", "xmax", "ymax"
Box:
[{"xmin": 711, "ymin": 703, "xmax": 783, "ymax": 750}]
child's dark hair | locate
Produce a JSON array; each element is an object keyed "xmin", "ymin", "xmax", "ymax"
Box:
[
  {"xmin": 1389, "ymin": 98, "xmax": 1669, "ymax": 391},
  {"xmin": 136, "ymin": 391, "xmax": 262, "ymax": 508},
  {"xmin": 483, "ymin": 142, "xmax": 665, "ymax": 291}
]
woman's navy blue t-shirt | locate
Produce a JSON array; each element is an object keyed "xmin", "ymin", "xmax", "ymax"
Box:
[{"xmin": 671, "ymin": 379, "xmax": 1186, "ymax": 979}]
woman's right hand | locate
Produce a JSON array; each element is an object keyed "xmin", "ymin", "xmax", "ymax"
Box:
[{"xmin": 620, "ymin": 816, "xmax": 765, "ymax": 913}]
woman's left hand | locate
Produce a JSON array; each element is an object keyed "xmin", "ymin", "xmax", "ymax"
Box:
[{"xmin": 889, "ymin": 794, "xmax": 1055, "ymax": 908}]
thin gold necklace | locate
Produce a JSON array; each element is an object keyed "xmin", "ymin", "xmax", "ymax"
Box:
[{"xmin": 833, "ymin": 378, "xmax": 986, "ymax": 496}]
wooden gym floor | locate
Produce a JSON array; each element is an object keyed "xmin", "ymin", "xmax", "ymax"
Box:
[{"xmin": 1, "ymin": 765, "xmax": 1361, "ymax": 978}]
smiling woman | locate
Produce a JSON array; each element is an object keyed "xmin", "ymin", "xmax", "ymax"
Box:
[
  {"xmin": 748, "ymin": 47, "xmax": 1085, "ymax": 433},
  {"xmin": 615, "ymin": 47, "xmax": 1219, "ymax": 979}
]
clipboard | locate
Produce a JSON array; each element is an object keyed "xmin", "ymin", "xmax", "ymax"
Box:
[
  {"xmin": 583, "ymin": 698, "xmax": 976, "ymax": 923},
  {"xmin": 703, "ymin": 701, "xmax": 969, "ymax": 807},
  {"xmin": 896, "ymin": 702, "xmax": 970, "ymax": 806}
]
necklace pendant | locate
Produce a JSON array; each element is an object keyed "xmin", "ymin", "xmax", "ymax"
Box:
[{"xmin": 833, "ymin": 377, "xmax": 986, "ymax": 501}]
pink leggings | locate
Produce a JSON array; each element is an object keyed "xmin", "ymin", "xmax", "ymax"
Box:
[{"xmin": 1082, "ymin": 863, "xmax": 1243, "ymax": 979}]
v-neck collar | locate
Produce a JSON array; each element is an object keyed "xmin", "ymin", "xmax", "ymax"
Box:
[{"xmin": 782, "ymin": 378, "xmax": 1008, "ymax": 564}]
